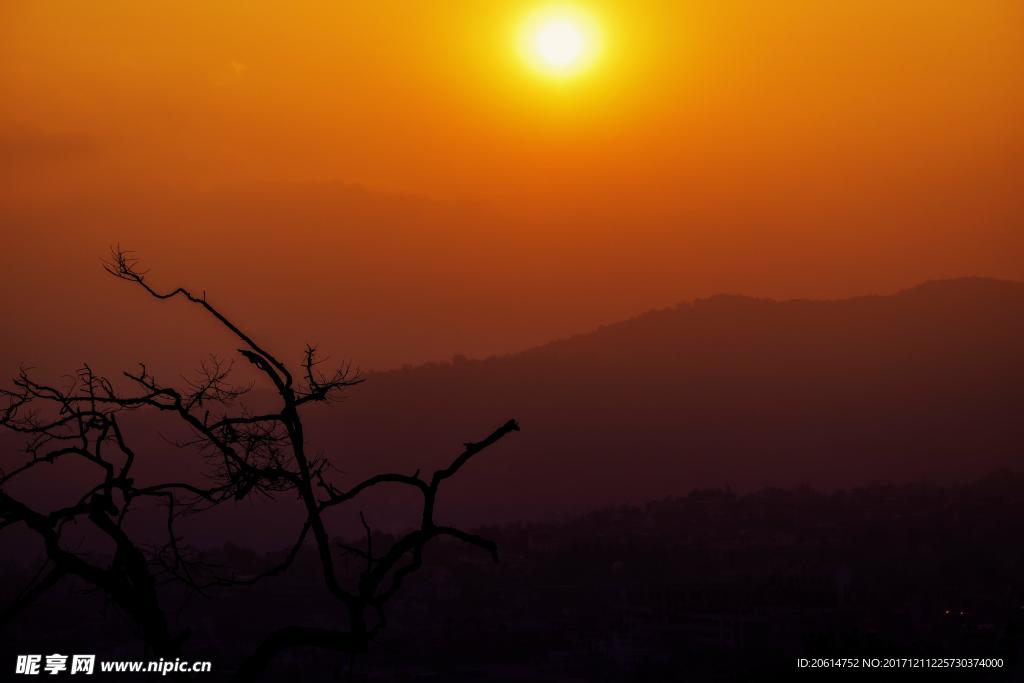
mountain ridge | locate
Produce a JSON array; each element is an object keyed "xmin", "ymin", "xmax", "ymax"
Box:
[
  {"xmin": 369, "ymin": 276, "xmax": 1023, "ymax": 375},
  {"xmin": 317, "ymin": 276, "xmax": 1023, "ymax": 524}
]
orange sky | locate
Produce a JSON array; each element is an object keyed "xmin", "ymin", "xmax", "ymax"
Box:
[{"xmin": 1, "ymin": 1, "xmax": 1022, "ymax": 373}]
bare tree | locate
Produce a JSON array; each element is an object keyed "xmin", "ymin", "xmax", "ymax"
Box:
[
  {"xmin": 0, "ymin": 248, "xmax": 519, "ymax": 680},
  {"xmin": 0, "ymin": 364, "xmax": 210, "ymax": 659}
]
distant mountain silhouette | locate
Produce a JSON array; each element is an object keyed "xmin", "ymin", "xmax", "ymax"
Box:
[
  {"xmin": 7, "ymin": 278, "xmax": 1018, "ymax": 548},
  {"xmin": 313, "ymin": 277, "xmax": 1024, "ymax": 523}
]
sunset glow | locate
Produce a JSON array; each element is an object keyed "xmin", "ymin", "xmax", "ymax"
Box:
[
  {"xmin": 1, "ymin": 1, "xmax": 1023, "ymax": 677},
  {"xmin": 0, "ymin": 0, "xmax": 1021, "ymax": 371}
]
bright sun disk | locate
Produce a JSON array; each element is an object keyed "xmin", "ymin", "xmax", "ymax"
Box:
[
  {"xmin": 535, "ymin": 20, "xmax": 584, "ymax": 68},
  {"xmin": 520, "ymin": 6, "xmax": 600, "ymax": 78}
]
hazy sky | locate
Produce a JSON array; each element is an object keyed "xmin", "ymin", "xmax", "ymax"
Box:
[{"xmin": 2, "ymin": 1, "xmax": 1022, "ymax": 373}]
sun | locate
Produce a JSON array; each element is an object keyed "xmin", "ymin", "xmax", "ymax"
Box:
[
  {"xmin": 535, "ymin": 19, "xmax": 584, "ymax": 68},
  {"xmin": 519, "ymin": 6, "xmax": 601, "ymax": 78}
]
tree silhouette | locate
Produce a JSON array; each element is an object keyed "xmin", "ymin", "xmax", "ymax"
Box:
[
  {"xmin": 0, "ymin": 363, "xmax": 198, "ymax": 659},
  {"xmin": 0, "ymin": 248, "xmax": 519, "ymax": 680}
]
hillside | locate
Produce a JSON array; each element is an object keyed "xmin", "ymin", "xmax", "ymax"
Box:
[
  {"xmin": 310, "ymin": 277, "xmax": 1024, "ymax": 523},
  {"xmin": 5, "ymin": 278, "xmax": 1020, "ymax": 547}
]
